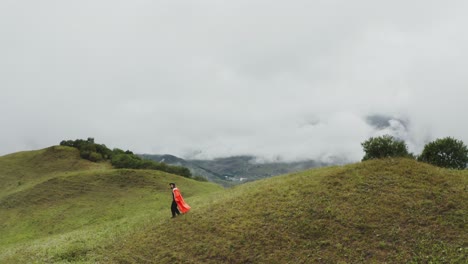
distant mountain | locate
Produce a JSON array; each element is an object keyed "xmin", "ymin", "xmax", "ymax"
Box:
[
  {"xmin": 139, "ymin": 154, "xmax": 330, "ymax": 186},
  {"xmin": 366, "ymin": 114, "xmax": 409, "ymax": 138}
]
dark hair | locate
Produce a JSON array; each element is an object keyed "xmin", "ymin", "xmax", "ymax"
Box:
[{"xmin": 169, "ymin": 183, "xmax": 175, "ymax": 186}]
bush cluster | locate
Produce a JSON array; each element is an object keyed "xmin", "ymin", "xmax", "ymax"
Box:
[
  {"xmin": 60, "ymin": 138, "xmax": 192, "ymax": 178},
  {"xmin": 418, "ymin": 137, "xmax": 468, "ymax": 170},
  {"xmin": 361, "ymin": 135, "xmax": 468, "ymax": 169},
  {"xmin": 361, "ymin": 135, "xmax": 411, "ymax": 161}
]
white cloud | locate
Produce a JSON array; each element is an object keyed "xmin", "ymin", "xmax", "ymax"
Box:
[{"xmin": 1, "ymin": 0, "xmax": 467, "ymax": 162}]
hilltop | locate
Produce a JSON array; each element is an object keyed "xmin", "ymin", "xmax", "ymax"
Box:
[
  {"xmin": 0, "ymin": 146, "xmax": 222, "ymax": 262},
  {"xmin": 103, "ymin": 158, "xmax": 467, "ymax": 263},
  {"xmin": 0, "ymin": 147, "xmax": 466, "ymax": 263},
  {"xmin": 0, "ymin": 146, "xmax": 111, "ymax": 200}
]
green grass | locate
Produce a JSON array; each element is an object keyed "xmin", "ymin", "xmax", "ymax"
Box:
[
  {"xmin": 1, "ymin": 147, "xmax": 467, "ymax": 263},
  {"xmin": 0, "ymin": 146, "xmax": 110, "ymax": 199},
  {"xmin": 105, "ymin": 159, "xmax": 467, "ymax": 263},
  {"xmin": 0, "ymin": 146, "xmax": 222, "ymax": 263}
]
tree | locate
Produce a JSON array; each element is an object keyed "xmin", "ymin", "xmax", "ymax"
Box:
[
  {"xmin": 95, "ymin": 144, "xmax": 112, "ymax": 159},
  {"xmin": 59, "ymin": 138, "xmax": 193, "ymax": 177},
  {"xmin": 111, "ymin": 153, "xmax": 142, "ymax": 169},
  {"xmin": 60, "ymin": 140, "xmax": 74, "ymax": 147},
  {"xmin": 361, "ymin": 135, "xmax": 410, "ymax": 161},
  {"xmin": 418, "ymin": 137, "xmax": 468, "ymax": 169},
  {"xmin": 88, "ymin": 151, "xmax": 104, "ymax": 162}
]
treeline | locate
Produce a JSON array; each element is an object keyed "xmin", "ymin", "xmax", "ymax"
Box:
[
  {"xmin": 60, "ymin": 138, "xmax": 192, "ymax": 178},
  {"xmin": 361, "ymin": 135, "xmax": 468, "ymax": 169}
]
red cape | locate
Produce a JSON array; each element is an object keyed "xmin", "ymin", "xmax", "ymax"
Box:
[{"xmin": 173, "ymin": 188, "xmax": 191, "ymax": 213}]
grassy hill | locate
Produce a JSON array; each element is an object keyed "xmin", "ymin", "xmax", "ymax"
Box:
[
  {"xmin": 1, "ymin": 148, "xmax": 467, "ymax": 263},
  {"xmin": 103, "ymin": 158, "xmax": 467, "ymax": 263},
  {"xmin": 0, "ymin": 146, "xmax": 223, "ymax": 263},
  {"xmin": 0, "ymin": 146, "xmax": 110, "ymax": 200}
]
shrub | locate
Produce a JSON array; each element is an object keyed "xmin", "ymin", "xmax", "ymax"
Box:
[
  {"xmin": 418, "ymin": 137, "xmax": 468, "ymax": 169},
  {"xmin": 60, "ymin": 138, "xmax": 193, "ymax": 178},
  {"xmin": 88, "ymin": 152, "xmax": 104, "ymax": 162},
  {"xmin": 192, "ymin": 175, "xmax": 208, "ymax": 182},
  {"xmin": 166, "ymin": 166, "xmax": 192, "ymax": 178},
  {"xmin": 361, "ymin": 135, "xmax": 410, "ymax": 161},
  {"xmin": 111, "ymin": 154, "xmax": 142, "ymax": 169}
]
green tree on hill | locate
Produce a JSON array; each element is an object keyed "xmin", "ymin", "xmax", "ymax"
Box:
[
  {"xmin": 361, "ymin": 135, "xmax": 410, "ymax": 161},
  {"xmin": 418, "ymin": 137, "xmax": 468, "ymax": 169},
  {"xmin": 111, "ymin": 153, "xmax": 142, "ymax": 169},
  {"xmin": 60, "ymin": 138, "xmax": 193, "ymax": 178}
]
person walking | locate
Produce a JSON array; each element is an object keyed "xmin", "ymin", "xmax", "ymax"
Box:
[{"xmin": 169, "ymin": 183, "xmax": 191, "ymax": 218}]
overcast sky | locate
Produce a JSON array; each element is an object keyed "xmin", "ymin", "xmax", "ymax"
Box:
[{"xmin": 1, "ymin": 0, "xmax": 468, "ymax": 162}]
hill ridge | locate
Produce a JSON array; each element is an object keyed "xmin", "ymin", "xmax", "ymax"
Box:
[
  {"xmin": 0, "ymin": 147, "xmax": 222, "ymax": 252},
  {"xmin": 0, "ymin": 146, "xmax": 110, "ymax": 200},
  {"xmin": 105, "ymin": 158, "xmax": 467, "ymax": 263},
  {"xmin": 0, "ymin": 148, "xmax": 466, "ymax": 263}
]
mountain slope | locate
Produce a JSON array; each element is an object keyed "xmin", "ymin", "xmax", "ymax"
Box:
[
  {"xmin": 140, "ymin": 154, "xmax": 227, "ymax": 185},
  {"xmin": 0, "ymin": 147, "xmax": 223, "ymax": 262},
  {"xmin": 0, "ymin": 146, "xmax": 110, "ymax": 199},
  {"xmin": 141, "ymin": 154, "xmax": 328, "ymax": 186},
  {"xmin": 1, "ymin": 149, "xmax": 466, "ymax": 263},
  {"xmin": 106, "ymin": 158, "xmax": 467, "ymax": 263}
]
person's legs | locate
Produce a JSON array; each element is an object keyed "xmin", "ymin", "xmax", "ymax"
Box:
[{"xmin": 171, "ymin": 201, "xmax": 180, "ymax": 217}]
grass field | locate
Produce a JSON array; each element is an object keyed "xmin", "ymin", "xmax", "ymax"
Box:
[
  {"xmin": 1, "ymin": 147, "xmax": 467, "ymax": 263},
  {"xmin": 0, "ymin": 146, "xmax": 222, "ymax": 263}
]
